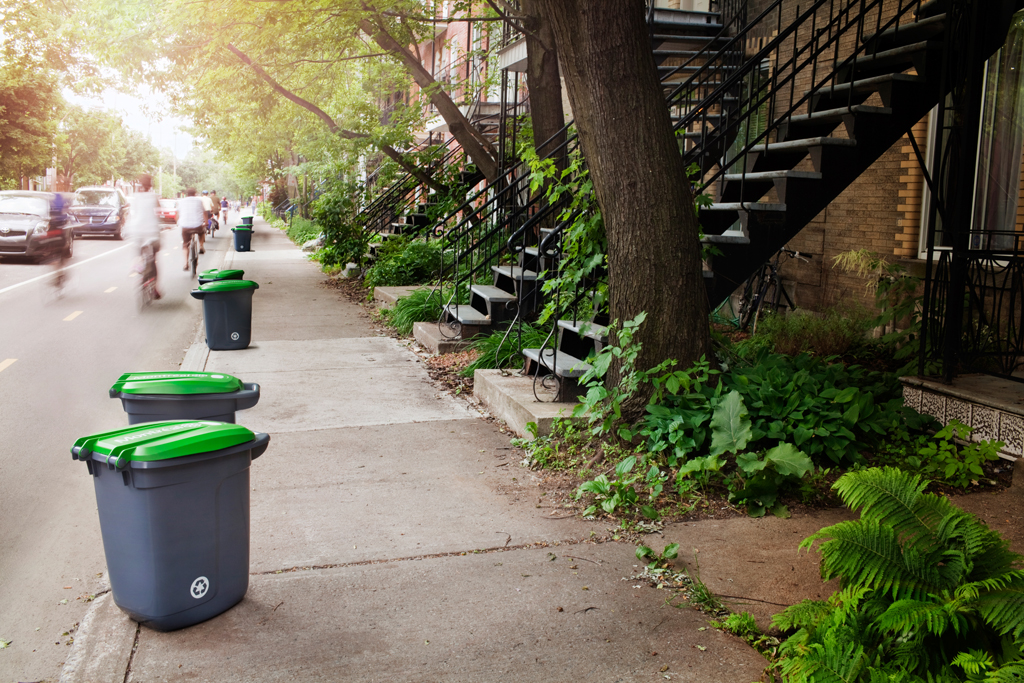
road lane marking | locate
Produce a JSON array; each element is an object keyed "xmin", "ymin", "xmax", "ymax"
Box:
[
  {"xmin": 0, "ymin": 243, "xmax": 135, "ymax": 298},
  {"xmin": 0, "ymin": 359, "xmax": 16, "ymax": 373},
  {"xmin": 104, "ymin": 287, "xmax": 117, "ymax": 293},
  {"xmin": 64, "ymin": 311, "xmax": 83, "ymax": 321}
]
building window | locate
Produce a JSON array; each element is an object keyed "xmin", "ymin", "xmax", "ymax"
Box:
[{"xmin": 919, "ymin": 11, "xmax": 1024, "ymax": 255}]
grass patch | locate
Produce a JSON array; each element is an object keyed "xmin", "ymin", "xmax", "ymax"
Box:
[
  {"xmin": 386, "ymin": 288, "xmax": 442, "ymax": 336},
  {"xmin": 461, "ymin": 323, "xmax": 550, "ymax": 377},
  {"xmin": 285, "ymin": 216, "xmax": 321, "ymax": 245}
]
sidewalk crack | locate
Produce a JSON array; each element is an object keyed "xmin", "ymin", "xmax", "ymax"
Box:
[{"xmin": 122, "ymin": 622, "xmax": 140, "ymax": 683}]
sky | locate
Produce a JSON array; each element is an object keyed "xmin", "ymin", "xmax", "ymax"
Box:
[{"xmin": 63, "ymin": 86, "xmax": 195, "ymax": 162}]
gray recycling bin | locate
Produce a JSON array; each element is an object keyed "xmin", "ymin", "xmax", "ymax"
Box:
[
  {"xmin": 109, "ymin": 371, "xmax": 260, "ymax": 424},
  {"xmin": 232, "ymin": 227, "xmax": 252, "ymax": 252},
  {"xmin": 190, "ymin": 279, "xmax": 259, "ymax": 350},
  {"xmin": 240, "ymin": 216, "xmax": 253, "ymax": 226},
  {"xmin": 198, "ymin": 268, "xmax": 244, "ymax": 286},
  {"xmin": 72, "ymin": 421, "xmax": 271, "ymax": 631}
]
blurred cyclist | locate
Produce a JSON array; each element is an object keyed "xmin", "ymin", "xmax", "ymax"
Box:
[
  {"xmin": 200, "ymin": 191, "xmax": 215, "ymax": 237},
  {"xmin": 220, "ymin": 195, "xmax": 229, "ymax": 228},
  {"xmin": 128, "ymin": 174, "xmax": 162, "ymax": 298},
  {"xmin": 178, "ymin": 188, "xmax": 207, "ymax": 270},
  {"xmin": 208, "ymin": 190, "xmax": 220, "ymax": 234}
]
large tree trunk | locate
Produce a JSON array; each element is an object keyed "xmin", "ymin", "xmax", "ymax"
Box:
[
  {"xmin": 538, "ymin": 0, "xmax": 712, "ymax": 420},
  {"xmin": 519, "ymin": 0, "xmax": 566, "ymax": 164}
]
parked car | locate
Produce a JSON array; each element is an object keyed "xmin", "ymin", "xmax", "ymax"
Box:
[
  {"xmin": 68, "ymin": 186, "xmax": 130, "ymax": 239},
  {"xmin": 0, "ymin": 191, "xmax": 75, "ymax": 262},
  {"xmin": 157, "ymin": 198, "xmax": 177, "ymax": 224}
]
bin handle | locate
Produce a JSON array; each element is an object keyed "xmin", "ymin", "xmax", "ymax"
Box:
[
  {"xmin": 250, "ymin": 432, "xmax": 271, "ymax": 461},
  {"xmin": 72, "ymin": 446, "xmax": 126, "ymax": 470}
]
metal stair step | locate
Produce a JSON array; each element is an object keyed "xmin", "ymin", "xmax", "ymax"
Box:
[
  {"xmin": 523, "ymin": 348, "xmax": 592, "ymax": 379},
  {"xmin": 701, "ymin": 233, "xmax": 750, "ymax": 245},
  {"xmin": 557, "ymin": 319, "xmax": 609, "ymax": 343},
  {"xmin": 746, "ymin": 136, "xmax": 857, "ymax": 173},
  {"xmin": 809, "ymin": 73, "xmax": 928, "ymax": 110},
  {"xmin": 861, "ymin": 13, "xmax": 945, "ymax": 54},
  {"xmin": 835, "ymin": 40, "xmax": 941, "ymax": 82},
  {"xmin": 723, "ymin": 170, "xmax": 822, "ymax": 182},
  {"xmin": 779, "ymin": 105, "xmax": 892, "ymax": 141},
  {"xmin": 471, "ymin": 284, "xmax": 516, "ymax": 303},
  {"xmin": 492, "ymin": 265, "xmax": 539, "ymax": 281},
  {"xmin": 443, "ymin": 304, "xmax": 491, "ymax": 326}
]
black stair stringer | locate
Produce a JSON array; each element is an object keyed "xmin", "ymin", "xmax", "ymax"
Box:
[{"xmin": 705, "ymin": 80, "xmax": 939, "ymax": 307}]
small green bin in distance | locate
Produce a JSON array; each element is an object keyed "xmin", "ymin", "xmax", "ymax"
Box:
[
  {"xmin": 231, "ymin": 227, "xmax": 253, "ymax": 252},
  {"xmin": 109, "ymin": 371, "xmax": 260, "ymax": 424},
  {"xmin": 190, "ymin": 280, "xmax": 259, "ymax": 350},
  {"xmin": 72, "ymin": 421, "xmax": 271, "ymax": 631},
  {"xmin": 198, "ymin": 268, "xmax": 244, "ymax": 286}
]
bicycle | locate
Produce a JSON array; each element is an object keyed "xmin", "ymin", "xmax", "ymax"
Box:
[{"xmin": 737, "ymin": 247, "xmax": 811, "ymax": 333}]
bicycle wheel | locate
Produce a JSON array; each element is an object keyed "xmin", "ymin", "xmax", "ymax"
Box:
[
  {"xmin": 737, "ymin": 271, "xmax": 764, "ymax": 331},
  {"xmin": 189, "ymin": 235, "xmax": 199, "ymax": 279},
  {"xmin": 751, "ymin": 279, "xmax": 784, "ymax": 335}
]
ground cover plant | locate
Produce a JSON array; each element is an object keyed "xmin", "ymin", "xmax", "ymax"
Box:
[
  {"xmin": 364, "ymin": 237, "xmax": 446, "ymax": 289},
  {"xmin": 773, "ymin": 467, "xmax": 1024, "ymax": 682},
  {"xmin": 516, "ymin": 314, "xmax": 1005, "ymax": 525}
]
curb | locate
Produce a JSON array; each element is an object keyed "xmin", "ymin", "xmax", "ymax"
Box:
[{"xmin": 59, "ymin": 593, "xmax": 136, "ymax": 683}]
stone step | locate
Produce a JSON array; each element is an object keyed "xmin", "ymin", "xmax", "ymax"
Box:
[{"xmin": 557, "ymin": 319, "xmax": 608, "ymax": 343}]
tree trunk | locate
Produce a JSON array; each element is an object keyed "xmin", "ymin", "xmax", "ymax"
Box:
[
  {"xmin": 538, "ymin": 0, "xmax": 712, "ymax": 421},
  {"xmin": 359, "ymin": 18, "xmax": 501, "ymax": 183},
  {"xmin": 519, "ymin": 0, "xmax": 566, "ymax": 164}
]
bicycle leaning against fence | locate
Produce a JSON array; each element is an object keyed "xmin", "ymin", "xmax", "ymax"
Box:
[{"xmin": 736, "ymin": 247, "xmax": 811, "ymax": 333}]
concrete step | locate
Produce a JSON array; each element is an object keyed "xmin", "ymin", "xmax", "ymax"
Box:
[{"xmin": 522, "ymin": 348, "xmax": 592, "ymax": 379}]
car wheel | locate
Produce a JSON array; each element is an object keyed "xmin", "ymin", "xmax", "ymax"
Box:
[
  {"xmin": 63, "ymin": 234, "xmax": 74, "ymax": 259},
  {"xmin": 114, "ymin": 222, "xmax": 124, "ymax": 240}
]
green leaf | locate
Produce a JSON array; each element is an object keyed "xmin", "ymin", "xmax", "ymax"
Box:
[
  {"xmin": 640, "ymin": 505, "xmax": 659, "ymax": 520},
  {"xmin": 709, "ymin": 391, "xmax": 752, "ymax": 457},
  {"xmin": 765, "ymin": 443, "xmax": 814, "ymax": 478},
  {"xmin": 736, "ymin": 451, "xmax": 767, "ymax": 475},
  {"xmin": 636, "ymin": 545, "xmax": 655, "ymax": 560},
  {"xmin": 662, "ymin": 543, "xmax": 679, "ymax": 560},
  {"xmin": 770, "ymin": 501, "xmax": 791, "ymax": 518},
  {"xmin": 615, "ymin": 456, "xmax": 637, "ymax": 478},
  {"xmin": 843, "ymin": 403, "xmax": 861, "ymax": 425},
  {"xmin": 834, "ymin": 387, "xmax": 858, "ymax": 403}
]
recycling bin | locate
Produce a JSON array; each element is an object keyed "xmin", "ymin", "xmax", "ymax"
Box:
[
  {"xmin": 72, "ymin": 421, "xmax": 271, "ymax": 631},
  {"xmin": 232, "ymin": 227, "xmax": 252, "ymax": 252},
  {"xmin": 109, "ymin": 371, "xmax": 260, "ymax": 424},
  {"xmin": 198, "ymin": 268, "xmax": 244, "ymax": 286},
  {"xmin": 190, "ymin": 280, "xmax": 259, "ymax": 350},
  {"xmin": 240, "ymin": 216, "xmax": 253, "ymax": 226}
]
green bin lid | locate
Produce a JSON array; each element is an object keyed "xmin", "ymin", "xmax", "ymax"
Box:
[
  {"xmin": 199, "ymin": 268, "xmax": 244, "ymax": 280},
  {"xmin": 232, "ymin": 226, "xmax": 253, "ymax": 231},
  {"xmin": 197, "ymin": 279, "xmax": 259, "ymax": 292},
  {"xmin": 72, "ymin": 421, "xmax": 255, "ymax": 466},
  {"xmin": 110, "ymin": 371, "xmax": 244, "ymax": 397}
]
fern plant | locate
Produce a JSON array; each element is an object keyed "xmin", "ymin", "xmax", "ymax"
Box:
[{"xmin": 775, "ymin": 467, "xmax": 1024, "ymax": 682}]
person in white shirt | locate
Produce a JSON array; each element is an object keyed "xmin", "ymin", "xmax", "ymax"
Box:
[
  {"xmin": 177, "ymin": 188, "xmax": 208, "ymax": 270},
  {"xmin": 128, "ymin": 174, "xmax": 162, "ymax": 297}
]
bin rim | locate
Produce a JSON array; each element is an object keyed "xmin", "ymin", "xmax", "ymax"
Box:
[
  {"xmin": 196, "ymin": 279, "xmax": 259, "ymax": 293},
  {"xmin": 231, "ymin": 226, "xmax": 253, "ymax": 232},
  {"xmin": 71, "ymin": 421, "xmax": 256, "ymax": 469},
  {"xmin": 198, "ymin": 268, "xmax": 244, "ymax": 281},
  {"xmin": 109, "ymin": 371, "xmax": 245, "ymax": 397}
]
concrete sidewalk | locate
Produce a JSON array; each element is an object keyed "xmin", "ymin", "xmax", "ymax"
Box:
[{"xmin": 60, "ymin": 216, "xmax": 767, "ymax": 682}]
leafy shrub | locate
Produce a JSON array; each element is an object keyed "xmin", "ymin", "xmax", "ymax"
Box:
[
  {"xmin": 461, "ymin": 323, "xmax": 548, "ymax": 377},
  {"xmin": 386, "ymin": 288, "xmax": 442, "ymax": 336},
  {"xmin": 311, "ymin": 184, "xmax": 368, "ymax": 268},
  {"xmin": 879, "ymin": 419, "xmax": 1004, "ymax": 489},
  {"xmin": 284, "ymin": 216, "xmax": 320, "ymax": 246},
  {"xmin": 775, "ymin": 467, "xmax": 1024, "ymax": 682},
  {"xmin": 755, "ymin": 307, "xmax": 873, "ymax": 357},
  {"xmin": 364, "ymin": 238, "xmax": 445, "ymax": 288}
]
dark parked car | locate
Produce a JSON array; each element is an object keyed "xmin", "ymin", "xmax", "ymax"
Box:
[
  {"xmin": 0, "ymin": 191, "xmax": 75, "ymax": 262},
  {"xmin": 157, "ymin": 198, "xmax": 177, "ymax": 224},
  {"xmin": 69, "ymin": 186, "xmax": 130, "ymax": 239}
]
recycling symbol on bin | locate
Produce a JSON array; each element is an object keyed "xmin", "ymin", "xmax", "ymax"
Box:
[
  {"xmin": 190, "ymin": 576, "xmax": 210, "ymax": 599},
  {"xmin": 230, "ymin": 332, "xmax": 240, "ymax": 341}
]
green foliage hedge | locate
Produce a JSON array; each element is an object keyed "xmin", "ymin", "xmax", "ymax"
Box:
[{"xmin": 364, "ymin": 237, "xmax": 445, "ymax": 289}]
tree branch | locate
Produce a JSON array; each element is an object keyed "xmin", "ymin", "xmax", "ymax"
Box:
[{"xmin": 225, "ymin": 43, "xmax": 446, "ymax": 193}]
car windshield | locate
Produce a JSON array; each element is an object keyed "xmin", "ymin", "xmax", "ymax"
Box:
[
  {"xmin": 0, "ymin": 196, "xmax": 48, "ymax": 218},
  {"xmin": 159, "ymin": 199, "xmax": 176, "ymax": 209},
  {"xmin": 75, "ymin": 191, "xmax": 119, "ymax": 207}
]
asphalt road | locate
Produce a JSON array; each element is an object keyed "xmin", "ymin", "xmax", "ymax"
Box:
[{"xmin": 0, "ymin": 222, "xmax": 234, "ymax": 682}]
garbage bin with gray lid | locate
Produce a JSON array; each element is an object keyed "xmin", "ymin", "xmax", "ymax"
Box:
[
  {"xmin": 190, "ymin": 280, "xmax": 259, "ymax": 350},
  {"xmin": 198, "ymin": 268, "xmax": 244, "ymax": 285},
  {"xmin": 72, "ymin": 421, "xmax": 271, "ymax": 631},
  {"xmin": 240, "ymin": 215, "xmax": 253, "ymax": 226},
  {"xmin": 232, "ymin": 226, "xmax": 252, "ymax": 251},
  {"xmin": 109, "ymin": 371, "xmax": 260, "ymax": 424}
]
